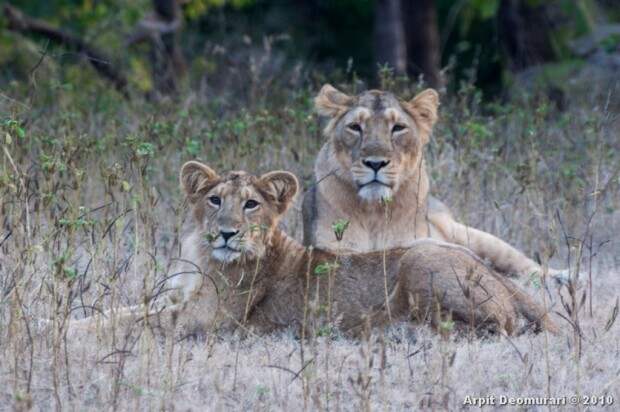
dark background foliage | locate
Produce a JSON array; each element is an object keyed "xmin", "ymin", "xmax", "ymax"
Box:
[{"xmin": 2, "ymin": 0, "xmax": 619, "ymax": 99}]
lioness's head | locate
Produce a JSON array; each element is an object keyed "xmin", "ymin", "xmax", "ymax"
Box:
[
  {"xmin": 180, "ymin": 161, "xmax": 299, "ymax": 263},
  {"xmin": 315, "ymin": 85, "xmax": 439, "ymax": 202}
]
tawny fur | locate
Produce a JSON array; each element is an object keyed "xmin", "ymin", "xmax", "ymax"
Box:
[
  {"xmin": 169, "ymin": 162, "xmax": 559, "ymax": 337},
  {"xmin": 63, "ymin": 162, "xmax": 559, "ymax": 337},
  {"xmin": 304, "ymin": 84, "xmax": 565, "ymax": 280}
]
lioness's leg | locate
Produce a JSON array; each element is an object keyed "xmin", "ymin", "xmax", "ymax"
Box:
[
  {"xmin": 429, "ymin": 212, "xmax": 548, "ymax": 278},
  {"xmin": 400, "ymin": 240, "xmax": 558, "ymax": 334}
]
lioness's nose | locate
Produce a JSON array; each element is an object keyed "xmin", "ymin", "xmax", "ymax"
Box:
[
  {"xmin": 220, "ymin": 230, "xmax": 239, "ymax": 242},
  {"xmin": 362, "ymin": 158, "xmax": 390, "ymax": 172}
]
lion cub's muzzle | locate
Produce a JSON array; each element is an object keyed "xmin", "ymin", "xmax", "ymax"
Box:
[{"xmin": 210, "ymin": 226, "xmax": 246, "ymax": 263}]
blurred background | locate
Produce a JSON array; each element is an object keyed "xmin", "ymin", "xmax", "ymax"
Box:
[{"xmin": 1, "ymin": 0, "xmax": 619, "ymax": 102}]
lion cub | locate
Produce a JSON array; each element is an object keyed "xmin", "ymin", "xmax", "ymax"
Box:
[{"xmin": 171, "ymin": 161, "xmax": 558, "ymax": 337}]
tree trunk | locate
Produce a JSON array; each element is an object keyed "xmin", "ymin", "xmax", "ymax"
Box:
[
  {"xmin": 128, "ymin": 0, "xmax": 186, "ymax": 96},
  {"xmin": 374, "ymin": 0, "xmax": 408, "ymax": 76},
  {"xmin": 498, "ymin": 0, "xmax": 558, "ymax": 70},
  {"xmin": 150, "ymin": 0, "xmax": 185, "ymax": 95},
  {"xmin": 402, "ymin": 0, "xmax": 442, "ymax": 88}
]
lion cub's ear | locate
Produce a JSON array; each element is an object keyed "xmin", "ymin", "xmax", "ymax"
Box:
[
  {"xmin": 403, "ymin": 88, "xmax": 439, "ymax": 137},
  {"xmin": 258, "ymin": 171, "xmax": 299, "ymax": 214},
  {"xmin": 315, "ymin": 84, "xmax": 354, "ymax": 117},
  {"xmin": 180, "ymin": 161, "xmax": 219, "ymax": 202}
]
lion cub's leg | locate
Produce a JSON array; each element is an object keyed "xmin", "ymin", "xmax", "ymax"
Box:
[
  {"xmin": 211, "ymin": 284, "xmax": 267, "ymax": 334},
  {"xmin": 48, "ymin": 300, "xmax": 186, "ymax": 338},
  {"xmin": 488, "ymin": 272, "xmax": 559, "ymax": 334},
  {"xmin": 404, "ymin": 269, "xmax": 519, "ymax": 335},
  {"xmin": 167, "ymin": 230, "xmax": 207, "ymax": 303}
]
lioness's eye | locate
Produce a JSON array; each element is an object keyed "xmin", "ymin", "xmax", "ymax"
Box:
[
  {"xmin": 347, "ymin": 123, "xmax": 362, "ymax": 134},
  {"xmin": 244, "ymin": 199, "xmax": 260, "ymax": 210},
  {"xmin": 208, "ymin": 196, "xmax": 221, "ymax": 206},
  {"xmin": 392, "ymin": 124, "xmax": 407, "ymax": 134}
]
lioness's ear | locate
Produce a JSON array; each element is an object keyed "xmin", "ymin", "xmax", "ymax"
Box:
[
  {"xmin": 403, "ymin": 88, "xmax": 439, "ymax": 137},
  {"xmin": 258, "ymin": 171, "xmax": 299, "ymax": 214},
  {"xmin": 180, "ymin": 161, "xmax": 219, "ymax": 202},
  {"xmin": 315, "ymin": 84, "xmax": 354, "ymax": 117}
]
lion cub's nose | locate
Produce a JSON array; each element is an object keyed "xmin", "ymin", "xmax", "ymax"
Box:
[
  {"xmin": 363, "ymin": 158, "xmax": 390, "ymax": 172},
  {"xmin": 220, "ymin": 230, "xmax": 239, "ymax": 242}
]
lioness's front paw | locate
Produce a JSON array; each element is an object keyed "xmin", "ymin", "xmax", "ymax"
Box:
[{"xmin": 550, "ymin": 269, "xmax": 580, "ymax": 287}]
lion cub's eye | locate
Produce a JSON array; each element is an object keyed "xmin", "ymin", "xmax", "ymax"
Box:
[
  {"xmin": 208, "ymin": 196, "xmax": 221, "ymax": 207},
  {"xmin": 392, "ymin": 124, "xmax": 407, "ymax": 134},
  {"xmin": 347, "ymin": 123, "xmax": 363, "ymax": 134},
  {"xmin": 244, "ymin": 199, "xmax": 260, "ymax": 210}
]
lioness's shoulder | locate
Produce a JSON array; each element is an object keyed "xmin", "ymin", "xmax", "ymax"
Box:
[{"xmin": 427, "ymin": 195, "xmax": 453, "ymax": 217}]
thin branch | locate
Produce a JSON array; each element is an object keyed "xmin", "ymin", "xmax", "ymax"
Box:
[{"xmin": 4, "ymin": 4, "xmax": 129, "ymax": 98}]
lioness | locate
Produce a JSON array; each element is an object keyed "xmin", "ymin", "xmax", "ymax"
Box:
[
  {"xmin": 165, "ymin": 161, "xmax": 558, "ymax": 336},
  {"xmin": 303, "ymin": 85, "xmax": 565, "ymax": 281}
]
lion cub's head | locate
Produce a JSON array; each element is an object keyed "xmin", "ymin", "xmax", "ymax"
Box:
[
  {"xmin": 180, "ymin": 161, "xmax": 299, "ymax": 263},
  {"xmin": 315, "ymin": 84, "xmax": 439, "ymax": 202}
]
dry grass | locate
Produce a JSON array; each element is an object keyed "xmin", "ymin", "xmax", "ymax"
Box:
[{"xmin": 1, "ymin": 71, "xmax": 619, "ymax": 410}]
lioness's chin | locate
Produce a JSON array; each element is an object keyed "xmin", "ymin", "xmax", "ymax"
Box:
[
  {"xmin": 357, "ymin": 183, "xmax": 393, "ymax": 202},
  {"xmin": 211, "ymin": 248, "xmax": 242, "ymax": 263}
]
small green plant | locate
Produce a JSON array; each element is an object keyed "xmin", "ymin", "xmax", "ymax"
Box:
[
  {"xmin": 316, "ymin": 325, "xmax": 334, "ymax": 338},
  {"xmin": 464, "ymin": 120, "xmax": 493, "ymax": 148},
  {"xmin": 439, "ymin": 319, "xmax": 455, "ymax": 334},
  {"xmin": 204, "ymin": 232, "xmax": 218, "ymax": 242},
  {"xmin": 255, "ymin": 384, "xmax": 269, "ymax": 397},
  {"xmin": 124, "ymin": 135, "xmax": 156, "ymax": 158},
  {"xmin": 57, "ymin": 206, "xmax": 95, "ymax": 229},
  {"xmin": 529, "ymin": 272, "xmax": 542, "ymax": 289},
  {"xmin": 249, "ymin": 223, "xmax": 269, "ymax": 234},
  {"xmin": 120, "ymin": 180, "xmax": 132, "ymax": 192},
  {"xmin": 184, "ymin": 138, "xmax": 202, "ymax": 156},
  {"xmin": 314, "ymin": 262, "xmax": 339, "ymax": 276},
  {"xmin": 377, "ymin": 63, "xmax": 395, "ymax": 91},
  {"xmin": 381, "ymin": 195, "xmax": 393, "ymax": 206},
  {"xmin": 331, "ymin": 219, "xmax": 349, "ymax": 241},
  {"xmin": 601, "ymin": 33, "xmax": 620, "ymax": 53},
  {"xmin": 52, "ymin": 253, "xmax": 78, "ymax": 281},
  {"xmin": 40, "ymin": 153, "xmax": 67, "ymax": 174},
  {"xmin": 316, "ymin": 304, "xmax": 329, "ymax": 315},
  {"xmin": 135, "ymin": 142, "xmax": 155, "ymax": 157},
  {"xmin": 2, "ymin": 119, "xmax": 25, "ymax": 140}
]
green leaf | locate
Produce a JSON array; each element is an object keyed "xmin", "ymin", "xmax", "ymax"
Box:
[
  {"xmin": 314, "ymin": 261, "xmax": 339, "ymax": 276},
  {"xmin": 121, "ymin": 180, "xmax": 132, "ymax": 192},
  {"xmin": 136, "ymin": 142, "xmax": 155, "ymax": 157},
  {"xmin": 331, "ymin": 219, "xmax": 350, "ymax": 241},
  {"xmin": 64, "ymin": 267, "xmax": 78, "ymax": 280}
]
